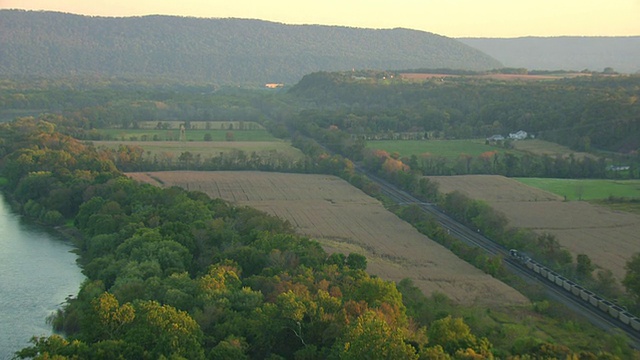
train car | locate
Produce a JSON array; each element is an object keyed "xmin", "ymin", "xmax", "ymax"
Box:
[
  {"xmin": 555, "ymin": 275, "xmax": 565, "ymax": 287},
  {"xmin": 564, "ymin": 280, "xmax": 574, "ymax": 292},
  {"xmin": 540, "ymin": 267, "xmax": 548, "ymax": 277},
  {"xmin": 532, "ymin": 262, "xmax": 541, "ymax": 274},
  {"xmin": 571, "ymin": 284, "xmax": 583, "ymax": 297},
  {"xmin": 619, "ymin": 311, "xmax": 632, "ymax": 325},
  {"xmin": 547, "ymin": 271, "xmax": 556, "ymax": 283},
  {"xmin": 609, "ymin": 305, "xmax": 624, "ymax": 319},
  {"xmin": 630, "ymin": 317, "xmax": 640, "ymax": 331},
  {"xmin": 599, "ymin": 299, "xmax": 614, "ymax": 313},
  {"xmin": 590, "ymin": 294, "xmax": 602, "ymax": 307}
]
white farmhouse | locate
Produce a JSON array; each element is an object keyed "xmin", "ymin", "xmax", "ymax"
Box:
[{"xmin": 509, "ymin": 130, "xmax": 528, "ymax": 140}]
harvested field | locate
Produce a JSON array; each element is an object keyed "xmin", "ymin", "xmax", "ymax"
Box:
[
  {"xmin": 428, "ymin": 175, "xmax": 640, "ymax": 282},
  {"xmin": 127, "ymin": 171, "xmax": 528, "ymax": 307},
  {"xmin": 512, "ymin": 139, "xmax": 594, "ymax": 160}
]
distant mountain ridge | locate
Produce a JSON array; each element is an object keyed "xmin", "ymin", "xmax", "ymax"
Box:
[
  {"xmin": 459, "ymin": 36, "xmax": 640, "ymax": 74},
  {"xmin": 0, "ymin": 10, "xmax": 502, "ymax": 85}
]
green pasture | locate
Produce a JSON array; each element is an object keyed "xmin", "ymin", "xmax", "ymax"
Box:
[
  {"xmin": 515, "ymin": 178, "xmax": 640, "ymax": 201},
  {"xmin": 98, "ymin": 128, "xmax": 276, "ymax": 142},
  {"xmin": 366, "ymin": 139, "xmax": 508, "ymax": 160}
]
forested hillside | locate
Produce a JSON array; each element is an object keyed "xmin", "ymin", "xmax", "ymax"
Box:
[
  {"xmin": 459, "ymin": 37, "xmax": 640, "ymax": 74},
  {"xmin": 0, "ymin": 10, "xmax": 502, "ymax": 86}
]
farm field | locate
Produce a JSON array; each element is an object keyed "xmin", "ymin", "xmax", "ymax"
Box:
[
  {"xmin": 515, "ymin": 178, "xmax": 640, "ymax": 201},
  {"xmin": 92, "ymin": 140, "xmax": 305, "ymax": 160},
  {"xmin": 366, "ymin": 139, "xmax": 507, "ymax": 160},
  {"xmin": 127, "ymin": 171, "xmax": 528, "ymax": 307},
  {"xmin": 512, "ymin": 139, "xmax": 594, "ymax": 160},
  {"xmin": 428, "ymin": 175, "xmax": 640, "ymax": 282},
  {"xmin": 366, "ymin": 138, "xmax": 594, "ymax": 163},
  {"xmin": 98, "ymin": 128, "xmax": 274, "ymax": 142}
]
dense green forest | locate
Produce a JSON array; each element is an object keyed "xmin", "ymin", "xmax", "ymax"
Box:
[
  {"xmin": 2, "ymin": 73, "xmax": 640, "ymax": 358},
  {"xmin": 0, "ymin": 10, "xmax": 501, "ymax": 86}
]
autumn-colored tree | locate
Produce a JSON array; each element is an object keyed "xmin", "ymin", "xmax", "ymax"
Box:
[{"xmin": 334, "ymin": 310, "xmax": 418, "ymax": 359}]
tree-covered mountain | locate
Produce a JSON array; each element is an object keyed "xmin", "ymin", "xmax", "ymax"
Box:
[
  {"xmin": 0, "ymin": 10, "xmax": 502, "ymax": 86},
  {"xmin": 459, "ymin": 36, "xmax": 640, "ymax": 74}
]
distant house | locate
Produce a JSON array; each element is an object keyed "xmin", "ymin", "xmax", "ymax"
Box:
[
  {"xmin": 509, "ymin": 130, "xmax": 528, "ymax": 140},
  {"xmin": 486, "ymin": 134, "xmax": 505, "ymax": 142},
  {"xmin": 607, "ymin": 165, "xmax": 630, "ymax": 171}
]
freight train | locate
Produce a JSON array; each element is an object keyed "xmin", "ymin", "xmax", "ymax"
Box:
[{"xmin": 509, "ymin": 249, "xmax": 640, "ymax": 332}]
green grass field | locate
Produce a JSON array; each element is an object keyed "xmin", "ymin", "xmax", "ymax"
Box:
[
  {"xmin": 366, "ymin": 139, "xmax": 510, "ymax": 160},
  {"xmin": 515, "ymin": 178, "xmax": 640, "ymax": 201},
  {"xmin": 98, "ymin": 128, "xmax": 276, "ymax": 142}
]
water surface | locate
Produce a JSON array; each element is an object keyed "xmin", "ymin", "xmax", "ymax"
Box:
[{"xmin": 0, "ymin": 194, "xmax": 84, "ymax": 359}]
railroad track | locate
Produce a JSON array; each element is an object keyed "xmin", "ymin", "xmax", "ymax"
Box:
[{"xmin": 358, "ymin": 166, "xmax": 640, "ymax": 348}]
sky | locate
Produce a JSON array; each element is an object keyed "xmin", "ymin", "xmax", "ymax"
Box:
[{"xmin": 1, "ymin": 0, "xmax": 639, "ymax": 38}]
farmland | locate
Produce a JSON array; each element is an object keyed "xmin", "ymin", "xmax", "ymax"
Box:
[
  {"xmin": 511, "ymin": 139, "xmax": 594, "ymax": 160},
  {"xmin": 428, "ymin": 175, "xmax": 640, "ymax": 282},
  {"xmin": 92, "ymin": 140, "xmax": 305, "ymax": 160},
  {"xmin": 97, "ymin": 123, "xmax": 273, "ymax": 142},
  {"xmin": 366, "ymin": 139, "xmax": 507, "ymax": 160},
  {"xmin": 127, "ymin": 171, "xmax": 528, "ymax": 307},
  {"xmin": 515, "ymin": 178, "xmax": 640, "ymax": 201},
  {"xmin": 366, "ymin": 138, "xmax": 593, "ymax": 161}
]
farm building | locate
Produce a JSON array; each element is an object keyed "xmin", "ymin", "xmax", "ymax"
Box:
[{"xmin": 509, "ymin": 130, "xmax": 528, "ymax": 140}]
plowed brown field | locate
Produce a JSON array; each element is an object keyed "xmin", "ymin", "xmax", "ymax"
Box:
[
  {"xmin": 428, "ymin": 175, "xmax": 640, "ymax": 282},
  {"xmin": 127, "ymin": 171, "xmax": 528, "ymax": 306}
]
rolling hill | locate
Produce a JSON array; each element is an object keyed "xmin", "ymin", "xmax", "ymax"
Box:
[{"xmin": 0, "ymin": 10, "xmax": 502, "ymax": 86}]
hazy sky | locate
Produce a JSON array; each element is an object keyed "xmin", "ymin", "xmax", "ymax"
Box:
[{"xmin": 1, "ymin": 0, "xmax": 639, "ymax": 37}]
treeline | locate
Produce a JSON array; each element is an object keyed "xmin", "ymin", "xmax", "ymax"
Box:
[{"xmin": 289, "ymin": 72, "xmax": 640, "ymax": 155}]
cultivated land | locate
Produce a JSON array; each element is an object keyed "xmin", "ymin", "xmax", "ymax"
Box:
[
  {"xmin": 92, "ymin": 140, "xmax": 305, "ymax": 160},
  {"xmin": 512, "ymin": 139, "xmax": 594, "ymax": 160},
  {"xmin": 515, "ymin": 178, "xmax": 640, "ymax": 201},
  {"xmin": 366, "ymin": 139, "xmax": 593, "ymax": 162},
  {"xmin": 428, "ymin": 175, "xmax": 640, "ymax": 282},
  {"xmin": 127, "ymin": 171, "xmax": 528, "ymax": 307},
  {"xmin": 366, "ymin": 139, "xmax": 507, "ymax": 160}
]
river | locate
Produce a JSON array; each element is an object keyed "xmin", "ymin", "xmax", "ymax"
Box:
[{"xmin": 0, "ymin": 194, "xmax": 85, "ymax": 360}]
